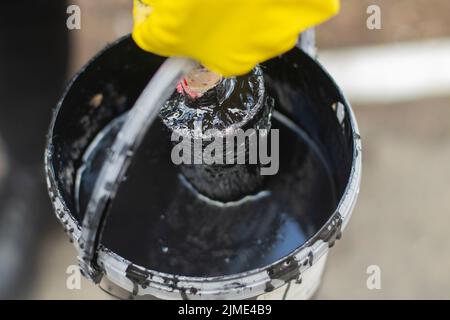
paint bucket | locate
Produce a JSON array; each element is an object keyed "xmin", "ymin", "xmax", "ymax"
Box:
[{"xmin": 45, "ymin": 36, "xmax": 361, "ymax": 300}]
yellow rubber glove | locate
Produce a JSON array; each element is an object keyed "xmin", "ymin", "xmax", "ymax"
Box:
[{"xmin": 133, "ymin": 0, "xmax": 339, "ymax": 76}]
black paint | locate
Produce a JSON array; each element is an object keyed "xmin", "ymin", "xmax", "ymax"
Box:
[{"xmin": 76, "ymin": 110, "xmax": 336, "ymax": 277}]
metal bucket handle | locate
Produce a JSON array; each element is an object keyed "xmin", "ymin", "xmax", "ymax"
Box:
[{"xmin": 77, "ymin": 57, "xmax": 196, "ymax": 282}]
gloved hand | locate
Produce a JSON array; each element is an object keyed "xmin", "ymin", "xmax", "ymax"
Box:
[{"xmin": 132, "ymin": 0, "xmax": 339, "ymax": 76}]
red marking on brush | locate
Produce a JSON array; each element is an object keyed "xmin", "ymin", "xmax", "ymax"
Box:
[
  {"xmin": 176, "ymin": 82, "xmax": 184, "ymax": 94},
  {"xmin": 177, "ymin": 77, "xmax": 201, "ymax": 99}
]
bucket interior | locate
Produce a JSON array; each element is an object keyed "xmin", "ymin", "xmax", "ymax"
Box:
[{"xmin": 47, "ymin": 36, "xmax": 354, "ymax": 277}]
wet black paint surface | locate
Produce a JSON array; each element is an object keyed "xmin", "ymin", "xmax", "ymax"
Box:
[
  {"xmin": 160, "ymin": 67, "xmax": 265, "ymax": 133},
  {"xmin": 76, "ymin": 112, "xmax": 336, "ymax": 277},
  {"xmin": 160, "ymin": 66, "xmax": 272, "ymax": 202}
]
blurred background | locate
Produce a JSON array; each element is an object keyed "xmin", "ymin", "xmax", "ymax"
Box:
[{"xmin": 0, "ymin": 0, "xmax": 449, "ymax": 299}]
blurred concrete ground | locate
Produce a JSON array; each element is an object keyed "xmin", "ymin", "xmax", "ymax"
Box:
[
  {"xmin": 318, "ymin": 97, "xmax": 450, "ymax": 299},
  {"xmin": 316, "ymin": 0, "xmax": 450, "ymax": 48},
  {"xmin": 16, "ymin": 0, "xmax": 450, "ymax": 299}
]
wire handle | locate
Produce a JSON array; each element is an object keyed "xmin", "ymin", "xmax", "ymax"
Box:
[{"xmin": 78, "ymin": 57, "xmax": 197, "ymax": 282}]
